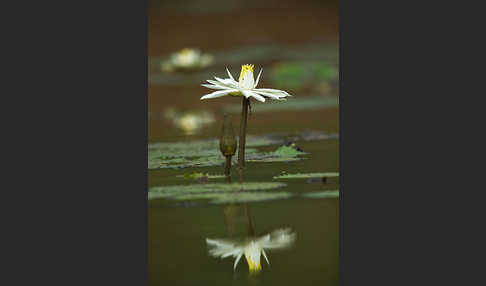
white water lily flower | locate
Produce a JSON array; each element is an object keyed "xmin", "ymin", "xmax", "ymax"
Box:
[
  {"xmin": 161, "ymin": 48, "xmax": 213, "ymax": 71},
  {"xmin": 200, "ymin": 64, "xmax": 293, "ymax": 103},
  {"xmin": 206, "ymin": 228, "xmax": 296, "ymax": 272}
]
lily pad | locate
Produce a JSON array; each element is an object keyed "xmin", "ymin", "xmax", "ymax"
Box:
[
  {"xmin": 148, "ymin": 182, "xmax": 291, "ymax": 204},
  {"xmin": 245, "ymin": 145, "xmax": 306, "ymax": 163},
  {"xmin": 148, "ymin": 132, "xmax": 327, "ymax": 169},
  {"xmin": 273, "ymin": 172, "xmax": 339, "ymax": 179},
  {"xmin": 176, "ymin": 172, "xmax": 226, "ymax": 180},
  {"xmin": 149, "ymin": 182, "xmax": 287, "ymax": 196},
  {"xmin": 303, "ymin": 190, "xmax": 339, "ymax": 199},
  {"xmin": 222, "ymin": 96, "xmax": 339, "ymax": 113},
  {"xmin": 176, "ymin": 191, "xmax": 294, "ymax": 204}
]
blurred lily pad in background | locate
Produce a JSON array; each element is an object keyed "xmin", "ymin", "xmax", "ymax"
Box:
[
  {"xmin": 148, "ymin": 43, "xmax": 339, "ymax": 86},
  {"xmin": 269, "ymin": 61, "xmax": 338, "ymax": 90}
]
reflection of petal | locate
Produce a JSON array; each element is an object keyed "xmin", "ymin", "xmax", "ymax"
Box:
[
  {"xmin": 206, "ymin": 228, "xmax": 296, "ymax": 272},
  {"xmin": 262, "ymin": 249, "xmax": 270, "ymax": 265},
  {"xmin": 206, "ymin": 239, "xmax": 244, "ymax": 259},
  {"xmin": 234, "ymin": 253, "xmax": 243, "ymax": 270},
  {"xmin": 261, "ymin": 228, "xmax": 296, "ymax": 249}
]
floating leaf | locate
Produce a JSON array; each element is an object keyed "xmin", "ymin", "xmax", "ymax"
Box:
[
  {"xmin": 273, "ymin": 172, "xmax": 339, "ymax": 179},
  {"xmin": 272, "ymin": 145, "xmax": 306, "ymax": 157},
  {"xmin": 176, "ymin": 173, "xmax": 226, "ymax": 180},
  {"xmin": 245, "ymin": 145, "xmax": 306, "ymax": 163},
  {"xmin": 150, "ymin": 182, "xmax": 287, "ymax": 196},
  {"xmin": 209, "ymin": 192, "xmax": 293, "ymax": 204},
  {"xmin": 174, "ymin": 191, "xmax": 293, "ymax": 204},
  {"xmin": 303, "ymin": 190, "xmax": 339, "ymax": 199},
  {"xmin": 148, "ymin": 182, "xmax": 290, "ymax": 204},
  {"xmin": 148, "ymin": 132, "xmax": 331, "ymax": 169}
]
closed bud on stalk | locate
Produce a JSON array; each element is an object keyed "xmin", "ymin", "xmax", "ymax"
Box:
[
  {"xmin": 220, "ymin": 114, "xmax": 237, "ymax": 157},
  {"xmin": 219, "ymin": 114, "xmax": 237, "ymax": 182}
]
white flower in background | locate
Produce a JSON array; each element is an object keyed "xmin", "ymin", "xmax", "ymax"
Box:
[
  {"xmin": 206, "ymin": 228, "xmax": 296, "ymax": 272},
  {"xmin": 200, "ymin": 64, "xmax": 293, "ymax": 103},
  {"xmin": 161, "ymin": 48, "xmax": 213, "ymax": 71},
  {"xmin": 163, "ymin": 107, "xmax": 215, "ymax": 135}
]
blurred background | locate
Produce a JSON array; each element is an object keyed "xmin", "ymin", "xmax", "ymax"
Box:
[
  {"xmin": 148, "ymin": 1, "xmax": 339, "ymax": 285},
  {"xmin": 148, "ymin": 0, "xmax": 338, "ymax": 141}
]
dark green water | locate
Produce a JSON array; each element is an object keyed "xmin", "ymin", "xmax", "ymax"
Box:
[{"xmin": 148, "ymin": 110, "xmax": 339, "ymax": 285}]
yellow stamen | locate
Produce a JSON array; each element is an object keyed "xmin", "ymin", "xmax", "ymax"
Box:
[
  {"xmin": 239, "ymin": 64, "xmax": 254, "ymax": 81},
  {"xmin": 247, "ymin": 259, "xmax": 262, "ymax": 272}
]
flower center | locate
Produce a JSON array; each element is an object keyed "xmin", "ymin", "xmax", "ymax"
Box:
[
  {"xmin": 244, "ymin": 241, "xmax": 262, "ymax": 272},
  {"xmin": 238, "ymin": 64, "xmax": 255, "ymax": 90}
]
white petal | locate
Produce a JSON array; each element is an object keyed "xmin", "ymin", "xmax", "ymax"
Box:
[
  {"xmin": 226, "ymin": 67, "xmax": 236, "ymax": 82},
  {"xmin": 253, "ymin": 91, "xmax": 282, "ymax": 100},
  {"xmin": 234, "ymin": 253, "xmax": 243, "ymax": 270},
  {"xmin": 242, "ymin": 90, "xmax": 265, "ymax": 102},
  {"xmin": 201, "ymin": 84, "xmax": 227, "ymax": 90},
  {"xmin": 206, "ymin": 80, "xmax": 225, "ymax": 86},
  {"xmin": 254, "ymin": 88, "xmax": 291, "ymax": 96},
  {"xmin": 254, "ymin": 68, "xmax": 263, "ymax": 88},
  {"xmin": 207, "ymin": 79, "xmax": 234, "ymax": 89},
  {"xmin": 214, "ymin": 77, "xmax": 233, "ymax": 85},
  {"xmin": 262, "ymin": 249, "xmax": 270, "ymax": 265},
  {"xmin": 201, "ymin": 89, "xmax": 237, "ymax": 100},
  {"xmin": 214, "ymin": 77, "xmax": 238, "ymax": 88}
]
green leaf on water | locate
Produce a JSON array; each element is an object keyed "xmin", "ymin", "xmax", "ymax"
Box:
[
  {"xmin": 245, "ymin": 145, "xmax": 306, "ymax": 163},
  {"xmin": 150, "ymin": 182, "xmax": 287, "ymax": 196},
  {"xmin": 273, "ymin": 172, "xmax": 339, "ymax": 179},
  {"xmin": 209, "ymin": 192, "xmax": 293, "ymax": 204},
  {"xmin": 272, "ymin": 145, "xmax": 305, "ymax": 157},
  {"xmin": 148, "ymin": 133, "xmax": 324, "ymax": 169},
  {"xmin": 174, "ymin": 191, "xmax": 294, "ymax": 204},
  {"xmin": 303, "ymin": 190, "xmax": 339, "ymax": 199},
  {"xmin": 176, "ymin": 172, "xmax": 226, "ymax": 180},
  {"xmin": 148, "ymin": 182, "xmax": 290, "ymax": 204}
]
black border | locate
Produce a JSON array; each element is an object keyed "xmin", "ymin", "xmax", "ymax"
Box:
[
  {"xmin": 10, "ymin": 0, "xmax": 149, "ymax": 284},
  {"xmin": 6, "ymin": 0, "xmax": 454, "ymax": 284}
]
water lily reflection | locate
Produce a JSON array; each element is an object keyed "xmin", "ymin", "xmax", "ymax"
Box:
[{"xmin": 206, "ymin": 228, "xmax": 296, "ymax": 273}]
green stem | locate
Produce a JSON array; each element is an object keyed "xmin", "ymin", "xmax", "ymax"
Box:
[
  {"xmin": 238, "ymin": 97, "xmax": 249, "ymax": 183},
  {"xmin": 244, "ymin": 203, "xmax": 255, "ymax": 237},
  {"xmin": 224, "ymin": 156, "xmax": 232, "ymax": 182}
]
